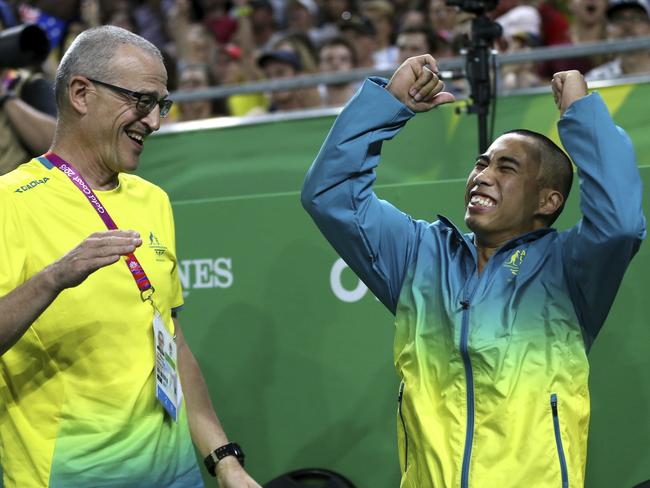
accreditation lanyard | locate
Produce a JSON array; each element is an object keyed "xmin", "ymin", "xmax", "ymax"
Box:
[
  {"xmin": 44, "ymin": 151, "xmax": 181, "ymax": 420},
  {"xmin": 44, "ymin": 151, "xmax": 153, "ymax": 299}
]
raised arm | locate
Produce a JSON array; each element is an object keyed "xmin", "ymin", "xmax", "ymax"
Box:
[
  {"xmin": 2, "ymin": 97, "xmax": 56, "ymax": 155},
  {"xmin": 554, "ymin": 71, "xmax": 646, "ymax": 343},
  {"xmin": 301, "ymin": 55, "xmax": 454, "ymax": 313}
]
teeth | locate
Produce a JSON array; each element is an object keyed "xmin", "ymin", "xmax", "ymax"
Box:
[
  {"xmin": 470, "ymin": 195, "xmax": 495, "ymax": 207},
  {"xmin": 126, "ymin": 131, "xmax": 144, "ymax": 143}
]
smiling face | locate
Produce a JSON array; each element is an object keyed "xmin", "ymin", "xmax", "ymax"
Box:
[
  {"xmin": 464, "ymin": 133, "xmax": 547, "ymax": 246},
  {"xmin": 86, "ymin": 44, "xmax": 168, "ymax": 174}
]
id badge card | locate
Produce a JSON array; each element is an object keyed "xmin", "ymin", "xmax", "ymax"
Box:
[{"xmin": 153, "ymin": 312, "xmax": 179, "ymax": 421}]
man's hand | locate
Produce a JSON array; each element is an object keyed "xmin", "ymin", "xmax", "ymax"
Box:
[
  {"xmin": 386, "ymin": 55, "xmax": 455, "ymax": 113},
  {"xmin": 215, "ymin": 456, "xmax": 262, "ymax": 488},
  {"xmin": 45, "ymin": 230, "xmax": 142, "ymax": 291},
  {"xmin": 552, "ymin": 70, "xmax": 588, "ymax": 116}
]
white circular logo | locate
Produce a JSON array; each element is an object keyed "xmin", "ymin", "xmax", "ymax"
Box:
[{"xmin": 330, "ymin": 258, "xmax": 368, "ymax": 303}]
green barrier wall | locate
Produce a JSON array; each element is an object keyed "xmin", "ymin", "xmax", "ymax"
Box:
[{"xmin": 137, "ymin": 83, "xmax": 650, "ymax": 487}]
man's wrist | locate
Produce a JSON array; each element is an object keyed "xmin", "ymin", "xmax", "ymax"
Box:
[
  {"xmin": 215, "ymin": 455, "xmax": 241, "ymax": 477},
  {"xmin": 204, "ymin": 442, "xmax": 245, "ymax": 477}
]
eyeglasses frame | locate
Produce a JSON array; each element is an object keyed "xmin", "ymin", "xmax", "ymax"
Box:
[{"xmin": 86, "ymin": 77, "xmax": 173, "ymax": 118}]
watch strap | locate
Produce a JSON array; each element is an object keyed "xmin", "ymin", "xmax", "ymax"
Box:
[{"xmin": 204, "ymin": 442, "xmax": 245, "ymax": 477}]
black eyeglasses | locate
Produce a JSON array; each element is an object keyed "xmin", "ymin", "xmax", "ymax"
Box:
[{"xmin": 86, "ymin": 78, "xmax": 173, "ymax": 118}]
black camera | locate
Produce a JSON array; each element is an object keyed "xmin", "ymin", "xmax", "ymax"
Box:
[
  {"xmin": 0, "ymin": 24, "xmax": 50, "ymax": 69},
  {"xmin": 445, "ymin": 0, "xmax": 502, "ymax": 153}
]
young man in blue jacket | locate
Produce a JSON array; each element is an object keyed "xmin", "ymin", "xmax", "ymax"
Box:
[{"xmin": 301, "ymin": 56, "xmax": 645, "ymax": 487}]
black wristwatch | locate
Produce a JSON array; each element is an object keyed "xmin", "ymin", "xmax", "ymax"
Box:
[{"xmin": 204, "ymin": 442, "xmax": 245, "ymax": 476}]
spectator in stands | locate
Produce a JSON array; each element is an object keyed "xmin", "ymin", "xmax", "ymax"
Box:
[
  {"xmin": 215, "ymin": 43, "xmax": 268, "ymax": 116},
  {"xmin": 552, "ymin": 0, "xmax": 609, "ymax": 74},
  {"xmin": 396, "ymin": 26, "xmax": 439, "ymax": 64},
  {"xmin": 396, "ymin": 25, "xmax": 466, "ymax": 94},
  {"xmin": 318, "ymin": 36, "xmax": 358, "ymax": 107},
  {"xmin": 399, "ymin": 7, "xmax": 427, "ymax": 30},
  {"xmin": 0, "ymin": 71, "xmax": 57, "ymax": 171},
  {"xmin": 231, "ymin": 0, "xmax": 275, "ymax": 56},
  {"xmin": 317, "ymin": 0, "xmax": 357, "ymax": 40},
  {"xmin": 428, "ymin": 0, "xmax": 461, "ymax": 43},
  {"xmin": 258, "ymin": 49, "xmax": 319, "ymax": 111},
  {"xmin": 271, "ymin": 31, "xmax": 319, "ymax": 73},
  {"xmin": 176, "ymin": 64, "xmax": 215, "ymax": 121},
  {"xmin": 0, "ymin": 15, "xmax": 56, "ymax": 175},
  {"xmin": 586, "ymin": 0, "xmax": 650, "ymax": 80},
  {"xmin": 362, "ymin": 0, "xmax": 399, "ymax": 69},
  {"xmin": 496, "ymin": 4, "xmax": 544, "ymax": 89},
  {"xmin": 201, "ymin": 0, "xmax": 238, "ymax": 44},
  {"xmin": 392, "ymin": 0, "xmax": 420, "ymax": 26},
  {"xmin": 538, "ymin": 0, "xmax": 572, "ymax": 45},
  {"xmin": 285, "ymin": 0, "xmax": 328, "ymax": 45},
  {"xmin": 167, "ymin": 1, "xmax": 222, "ymax": 86},
  {"xmin": 339, "ymin": 16, "xmax": 379, "ymax": 68},
  {"xmin": 501, "ymin": 32, "xmax": 544, "ymax": 89},
  {"xmin": 570, "ymin": 0, "xmax": 609, "ymax": 43},
  {"xmin": 132, "ymin": 0, "xmax": 168, "ymax": 48},
  {"xmin": 496, "ymin": 4, "xmax": 542, "ymax": 46}
]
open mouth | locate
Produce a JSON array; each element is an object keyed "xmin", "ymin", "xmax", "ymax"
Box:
[
  {"xmin": 126, "ymin": 130, "xmax": 144, "ymax": 147},
  {"xmin": 586, "ymin": 5, "xmax": 596, "ymax": 13},
  {"xmin": 469, "ymin": 194, "xmax": 496, "ymax": 208}
]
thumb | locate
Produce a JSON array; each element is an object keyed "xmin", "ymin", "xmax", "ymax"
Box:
[{"xmin": 431, "ymin": 91, "xmax": 456, "ymax": 108}]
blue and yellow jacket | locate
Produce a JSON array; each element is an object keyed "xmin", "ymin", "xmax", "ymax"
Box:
[{"xmin": 301, "ymin": 79, "xmax": 645, "ymax": 487}]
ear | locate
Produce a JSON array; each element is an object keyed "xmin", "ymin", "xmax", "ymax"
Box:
[
  {"xmin": 67, "ymin": 76, "xmax": 93, "ymax": 115},
  {"xmin": 535, "ymin": 188, "xmax": 564, "ymax": 220}
]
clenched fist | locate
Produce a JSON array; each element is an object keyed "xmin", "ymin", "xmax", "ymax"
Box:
[
  {"xmin": 551, "ymin": 70, "xmax": 588, "ymax": 116},
  {"xmin": 387, "ymin": 55, "xmax": 456, "ymax": 113}
]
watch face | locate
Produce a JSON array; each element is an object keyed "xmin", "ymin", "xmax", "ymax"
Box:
[
  {"xmin": 215, "ymin": 442, "xmax": 245, "ymax": 466},
  {"xmin": 230, "ymin": 443, "xmax": 245, "ymax": 465}
]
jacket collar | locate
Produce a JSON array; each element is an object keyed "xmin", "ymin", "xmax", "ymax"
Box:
[{"xmin": 437, "ymin": 214, "xmax": 556, "ymax": 257}]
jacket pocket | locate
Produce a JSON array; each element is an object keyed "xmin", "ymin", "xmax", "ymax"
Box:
[
  {"xmin": 398, "ymin": 381, "xmax": 409, "ymax": 472},
  {"xmin": 550, "ymin": 393, "xmax": 569, "ymax": 488}
]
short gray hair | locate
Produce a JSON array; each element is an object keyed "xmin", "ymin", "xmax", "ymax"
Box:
[{"xmin": 54, "ymin": 25, "xmax": 163, "ymax": 111}]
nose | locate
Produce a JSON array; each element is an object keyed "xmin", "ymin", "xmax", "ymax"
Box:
[
  {"xmin": 472, "ymin": 165, "xmax": 495, "ymax": 186},
  {"xmin": 141, "ymin": 104, "xmax": 161, "ymax": 132}
]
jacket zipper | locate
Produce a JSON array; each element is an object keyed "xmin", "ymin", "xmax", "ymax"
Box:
[
  {"xmin": 460, "ymin": 299, "xmax": 474, "ymax": 488},
  {"xmin": 551, "ymin": 393, "xmax": 569, "ymax": 488},
  {"xmin": 398, "ymin": 381, "xmax": 409, "ymax": 472}
]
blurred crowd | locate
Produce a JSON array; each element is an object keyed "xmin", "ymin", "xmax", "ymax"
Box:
[{"xmin": 0, "ymin": 0, "xmax": 649, "ymax": 125}]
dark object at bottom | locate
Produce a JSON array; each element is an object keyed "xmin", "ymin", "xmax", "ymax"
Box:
[
  {"xmin": 264, "ymin": 468, "xmax": 356, "ymax": 488},
  {"xmin": 632, "ymin": 481, "xmax": 650, "ymax": 488}
]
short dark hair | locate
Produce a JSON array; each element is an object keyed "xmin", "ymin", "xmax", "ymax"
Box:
[
  {"xmin": 55, "ymin": 26, "xmax": 163, "ymax": 112},
  {"xmin": 504, "ymin": 129, "xmax": 574, "ymax": 225},
  {"xmin": 397, "ymin": 26, "xmax": 439, "ymax": 55},
  {"xmin": 339, "ymin": 15, "xmax": 377, "ymax": 37},
  {"xmin": 318, "ymin": 36, "xmax": 358, "ymax": 66}
]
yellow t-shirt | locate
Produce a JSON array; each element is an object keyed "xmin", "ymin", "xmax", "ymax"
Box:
[{"xmin": 0, "ymin": 158, "xmax": 202, "ymax": 487}]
